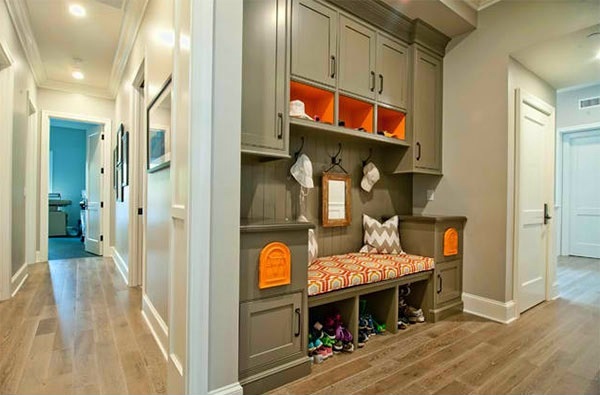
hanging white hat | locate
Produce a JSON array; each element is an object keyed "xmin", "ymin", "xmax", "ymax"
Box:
[
  {"xmin": 289, "ymin": 100, "xmax": 313, "ymax": 121},
  {"xmin": 361, "ymin": 162, "xmax": 380, "ymax": 192},
  {"xmin": 290, "ymin": 153, "xmax": 314, "ymax": 189}
]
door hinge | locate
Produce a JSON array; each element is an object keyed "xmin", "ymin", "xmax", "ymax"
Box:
[
  {"xmin": 101, "ymin": 167, "xmax": 104, "ymax": 174},
  {"xmin": 100, "ymin": 201, "xmax": 104, "ymax": 208},
  {"xmin": 100, "ymin": 235, "xmax": 104, "ymax": 242},
  {"xmin": 138, "ymin": 207, "xmax": 143, "ymax": 215},
  {"xmin": 101, "ymin": 134, "xmax": 105, "ymax": 140}
]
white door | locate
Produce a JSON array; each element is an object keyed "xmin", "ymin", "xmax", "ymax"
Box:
[
  {"xmin": 568, "ymin": 132, "xmax": 600, "ymax": 258},
  {"xmin": 516, "ymin": 90, "xmax": 555, "ymax": 314},
  {"xmin": 85, "ymin": 129, "xmax": 102, "ymax": 255}
]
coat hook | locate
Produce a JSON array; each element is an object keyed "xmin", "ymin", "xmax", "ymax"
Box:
[
  {"xmin": 293, "ymin": 136, "xmax": 305, "ymax": 160},
  {"xmin": 362, "ymin": 148, "xmax": 373, "ymax": 167},
  {"xmin": 325, "ymin": 143, "xmax": 347, "ymax": 174}
]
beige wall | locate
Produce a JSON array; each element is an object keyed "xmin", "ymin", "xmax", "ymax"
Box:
[
  {"xmin": 413, "ymin": 0, "xmax": 597, "ymax": 302},
  {"xmin": 1, "ymin": 0, "xmax": 37, "ymax": 276}
]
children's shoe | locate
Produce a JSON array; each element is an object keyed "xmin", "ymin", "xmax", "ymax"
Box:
[
  {"xmin": 397, "ymin": 321, "xmax": 407, "ymax": 330},
  {"xmin": 341, "ymin": 328, "xmax": 353, "ymax": 343},
  {"xmin": 314, "ymin": 338, "xmax": 323, "ymax": 348},
  {"xmin": 357, "ymin": 331, "xmax": 368, "ymax": 347},
  {"xmin": 333, "ymin": 340, "xmax": 344, "ymax": 353},
  {"xmin": 316, "ymin": 346, "xmax": 330, "ymax": 360},
  {"xmin": 308, "ymin": 341, "xmax": 316, "ymax": 353},
  {"xmin": 313, "ymin": 321, "xmax": 324, "ymax": 339},
  {"xmin": 342, "ymin": 342, "xmax": 354, "ymax": 353}
]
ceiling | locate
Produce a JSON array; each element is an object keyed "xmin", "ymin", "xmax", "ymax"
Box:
[
  {"xmin": 6, "ymin": 0, "xmax": 147, "ymax": 98},
  {"xmin": 512, "ymin": 24, "xmax": 600, "ymax": 90}
]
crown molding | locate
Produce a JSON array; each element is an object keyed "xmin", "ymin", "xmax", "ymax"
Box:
[
  {"xmin": 4, "ymin": 0, "xmax": 46, "ymax": 83},
  {"xmin": 464, "ymin": 0, "xmax": 502, "ymax": 11},
  {"xmin": 38, "ymin": 80, "xmax": 114, "ymax": 100},
  {"xmin": 108, "ymin": 0, "xmax": 149, "ymax": 97}
]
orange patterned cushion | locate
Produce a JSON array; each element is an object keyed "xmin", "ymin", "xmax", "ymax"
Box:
[{"xmin": 308, "ymin": 252, "xmax": 434, "ymax": 296}]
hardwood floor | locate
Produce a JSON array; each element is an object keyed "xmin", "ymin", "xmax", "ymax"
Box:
[
  {"xmin": 268, "ymin": 256, "xmax": 600, "ymax": 395},
  {"xmin": 0, "ymin": 257, "xmax": 166, "ymax": 395}
]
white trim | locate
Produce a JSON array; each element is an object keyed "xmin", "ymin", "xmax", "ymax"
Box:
[
  {"xmin": 464, "ymin": 0, "xmax": 502, "ymax": 11},
  {"xmin": 558, "ymin": 122, "xmax": 600, "ymax": 134},
  {"xmin": 37, "ymin": 80, "xmax": 114, "ymax": 100},
  {"xmin": 111, "ymin": 247, "xmax": 129, "ymax": 285},
  {"xmin": 208, "ymin": 383, "xmax": 244, "ymax": 395},
  {"xmin": 557, "ymin": 81, "xmax": 600, "ymax": 94},
  {"xmin": 170, "ymin": 353, "xmax": 184, "ymax": 376},
  {"xmin": 462, "ymin": 293, "xmax": 518, "ymax": 324},
  {"xmin": 25, "ymin": 91, "xmax": 38, "ymax": 267},
  {"xmin": 142, "ymin": 294, "xmax": 169, "ymax": 360},
  {"xmin": 39, "ymin": 110, "xmax": 112, "ymax": 262},
  {"xmin": 0, "ymin": 40, "xmax": 14, "ymax": 301},
  {"xmin": 10, "ymin": 262, "xmax": 29, "ymax": 297}
]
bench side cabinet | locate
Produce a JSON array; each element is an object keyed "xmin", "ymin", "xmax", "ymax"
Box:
[{"xmin": 398, "ymin": 215, "xmax": 466, "ymax": 321}]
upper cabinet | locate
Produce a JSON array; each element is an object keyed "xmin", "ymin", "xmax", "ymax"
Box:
[
  {"xmin": 241, "ymin": 0, "xmax": 290, "ymax": 157},
  {"xmin": 412, "ymin": 46, "xmax": 443, "ymax": 173},
  {"xmin": 376, "ymin": 35, "xmax": 409, "ymax": 110},
  {"xmin": 339, "ymin": 16, "xmax": 377, "ymax": 100},
  {"xmin": 291, "ymin": 0, "xmax": 337, "ymax": 88}
]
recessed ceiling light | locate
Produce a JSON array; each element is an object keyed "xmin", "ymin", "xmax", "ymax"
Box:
[
  {"xmin": 596, "ymin": 50, "xmax": 600, "ymax": 60},
  {"xmin": 69, "ymin": 4, "xmax": 86, "ymax": 17},
  {"xmin": 72, "ymin": 70, "xmax": 84, "ymax": 80}
]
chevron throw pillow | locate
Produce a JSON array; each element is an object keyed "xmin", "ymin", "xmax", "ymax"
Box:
[
  {"xmin": 308, "ymin": 229, "xmax": 318, "ymax": 265},
  {"xmin": 360, "ymin": 214, "xmax": 402, "ymax": 254}
]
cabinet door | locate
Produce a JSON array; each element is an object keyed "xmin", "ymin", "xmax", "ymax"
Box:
[
  {"xmin": 376, "ymin": 35, "xmax": 409, "ymax": 110},
  {"xmin": 413, "ymin": 47, "xmax": 442, "ymax": 172},
  {"xmin": 339, "ymin": 15, "xmax": 376, "ymax": 100},
  {"xmin": 435, "ymin": 260, "xmax": 461, "ymax": 305},
  {"xmin": 291, "ymin": 0, "xmax": 337, "ymax": 87},
  {"xmin": 242, "ymin": 0, "xmax": 288, "ymax": 155},
  {"xmin": 239, "ymin": 293, "xmax": 303, "ymax": 372}
]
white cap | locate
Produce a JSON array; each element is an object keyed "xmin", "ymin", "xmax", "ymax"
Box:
[
  {"xmin": 360, "ymin": 162, "xmax": 380, "ymax": 192},
  {"xmin": 290, "ymin": 154, "xmax": 314, "ymax": 189},
  {"xmin": 289, "ymin": 100, "xmax": 313, "ymax": 121}
]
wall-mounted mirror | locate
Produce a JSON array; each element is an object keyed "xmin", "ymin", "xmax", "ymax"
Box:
[
  {"xmin": 322, "ymin": 173, "xmax": 351, "ymax": 227},
  {"xmin": 147, "ymin": 76, "xmax": 172, "ymax": 172}
]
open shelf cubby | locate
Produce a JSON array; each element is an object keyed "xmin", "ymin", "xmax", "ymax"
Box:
[
  {"xmin": 338, "ymin": 95, "xmax": 374, "ymax": 133},
  {"xmin": 377, "ymin": 106, "xmax": 406, "ymax": 140},
  {"xmin": 290, "ymin": 81, "xmax": 334, "ymax": 124}
]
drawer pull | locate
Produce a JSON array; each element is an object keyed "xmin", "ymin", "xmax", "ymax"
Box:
[
  {"xmin": 370, "ymin": 71, "xmax": 375, "ymax": 92},
  {"xmin": 294, "ymin": 308, "xmax": 301, "ymax": 337},
  {"xmin": 437, "ymin": 274, "xmax": 443, "ymax": 294}
]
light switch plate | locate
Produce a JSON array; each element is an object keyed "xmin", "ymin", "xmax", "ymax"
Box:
[{"xmin": 427, "ymin": 189, "xmax": 435, "ymax": 201}]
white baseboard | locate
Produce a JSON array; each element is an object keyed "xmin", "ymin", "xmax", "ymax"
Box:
[
  {"xmin": 111, "ymin": 246, "xmax": 129, "ymax": 285},
  {"xmin": 11, "ymin": 263, "xmax": 29, "ymax": 297},
  {"xmin": 208, "ymin": 383, "xmax": 244, "ymax": 395},
  {"xmin": 142, "ymin": 293, "xmax": 169, "ymax": 361},
  {"xmin": 462, "ymin": 292, "xmax": 517, "ymax": 324},
  {"xmin": 550, "ymin": 281, "xmax": 560, "ymax": 300},
  {"xmin": 35, "ymin": 250, "xmax": 44, "ymax": 263}
]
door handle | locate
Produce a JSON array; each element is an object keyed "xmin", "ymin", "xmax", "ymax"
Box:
[
  {"xmin": 330, "ymin": 56, "xmax": 336, "ymax": 78},
  {"xmin": 416, "ymin": 142, "xmax": 421, "ymax": 161},
  {"xmin": 544, "ymin": 203, "xmax": 552, "ymax": 225},
  {"xmin": 294, "ymin": 308, "xmax": 301, "ymax": 337},
  {"xmin": 437, "ymin": 274, "xmax": 443, "ymax": 294},
  {"xmin": 378, "ymin": 74, "xmax": 383, "ymax": 94},
  {"xmin": 370, "ymin": 71, "xmax": 375, "ymax": 92},
  {"xmin": 277, "ymin": 113, "xmax": 283, "ymax": 140}
]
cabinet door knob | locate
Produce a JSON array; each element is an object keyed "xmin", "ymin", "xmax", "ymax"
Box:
[
  {"xmin": 378, "ymin": 74, "xmax": 383, "ymax": 94},
  {"xmin": 277, "ymin": 113, "xmax": 283, "ymax": 140},
  {"xmin": 416, "ymin": 142, "xmax": 421, "ymax": 161},
  {"xmin": 330, "ymin": 56, "xmax": 336, "ymax": 79},
  {"xmin": 370, "ymin": 71, "xmax": 375, "ymax": 92},
  {"xmin": 294, "ymin": 308, "xmax": 301, "ymax": 337},
  {"xmin": 437, "ymin": 274, "xmax": 443, "ymax": 294}
]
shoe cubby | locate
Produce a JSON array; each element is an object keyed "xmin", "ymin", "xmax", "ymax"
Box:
[
  {"xmin": 359, "ymin": 287, "xmax": 399, "ymax": 335},
  {"xmin": 338, "ymin": 95, "xmax": 374, "ymax": 133},
  {"xmin": 290, "ymin": 81, "xmax": 335, "ymax": 124},
  {"xmin": 398, "ymin": 280, "xmax": 431, "ymax": 325},
  {"xmin": 308, "ymin": 296, "xmax": 359, "ymax": 349},
  {"xmin": 377, "ymin": 106, "xmax": 406, "ymax": 140}
]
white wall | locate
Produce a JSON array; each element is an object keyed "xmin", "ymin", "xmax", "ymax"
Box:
[
  {"xmin": 412, "ymin": 0, "xmax": 597, "ymax": 303},
  {"xmin": 1, "ymin": 0, "xmax": 37, "ymax": 278},
  {"xmin": 37, "ymin": 88, "xmax": 115, "ymax": 121},
  {"xmin": 557, "ymin": 84, "xmax": 600, "ymax": 129}
]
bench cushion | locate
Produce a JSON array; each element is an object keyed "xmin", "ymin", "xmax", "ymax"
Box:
[{"xmin": 307, "ymin": 252, "xmax": 435, "ymax": 296}]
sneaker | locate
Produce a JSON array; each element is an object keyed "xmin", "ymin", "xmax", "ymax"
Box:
[
  {"xmin": 341, "ymin": 327, "xmax": 353, "ymax": 343},
  {"xmin": 313, "ymin": 321, "xmax": 324, "ymax": 339},
  {"xmin": 316, "ymin": 346, "xmax": 330, "ymax": 360},
  {"xmin": 357, "ymin": 331, "xmax": 368, "ymax": 347},
  {"xmin": 397, "ymin": 321, "xmax": 408, "ymax": 330},
  {"xmin": 333, "ymin": 340, "xmax": 344, "ymax": 353},
  {"xmin": 342, "ymin": 342, "xmax": 354, "ymax": 353}
]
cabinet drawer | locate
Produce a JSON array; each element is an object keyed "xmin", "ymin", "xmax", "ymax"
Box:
[
  {"xmin": 435, "ymin": 260, "xmax": 461, "ymax": 305},
  {"xmin": 239, "ymin": 293, "xmax": 303, "ymax": 372}
]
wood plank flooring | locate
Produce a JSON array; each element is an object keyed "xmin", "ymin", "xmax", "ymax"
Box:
[
  {"xmin": 0, "ymin": 257, "xmax": 166, "ymax": 395},
  {"xmin": 268, "ymin": 256, "xmax": 600, "ymax": 395}
]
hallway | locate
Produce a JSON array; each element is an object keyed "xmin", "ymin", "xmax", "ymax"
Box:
[{"xmin": 0, "ymin": 258, "xmax": 166, "ymax": 394}]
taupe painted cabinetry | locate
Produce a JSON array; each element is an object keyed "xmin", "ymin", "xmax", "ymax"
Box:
[
  {"xmin": 291, "ymin": 0, "xmax": 337, "ymax": 87},
  {"xmin": 411, "ymin": 46, "xmax": 443, "ymax": 173},
  {"xmin": 376, "ymin": 35, "xmax": 409, "ymax": 110},
  {"xmin": 398, "ymin": 215, "xmax": 466, "ymax": 321},
  {"xmin": 239, "ymin": 220, "xmax": 313, "ymax": 395},
  {"xmin": 338, "ymin": 15, "xmax": 377, "ymax": 100},
  {"xmin": 241, "ymin": 0, "xmax": 290, "ymax": 158}
]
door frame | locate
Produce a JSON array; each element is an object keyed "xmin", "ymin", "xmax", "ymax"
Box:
[
  {"xmin": 39, "ymin": 110, "xmax": 112, "ymax": 262},
  {"xmin": 0, "ymin": 41, "xmax": 15, "ymax": 300},
  {"xmin": 557, "ymin": 122, "xmax": 600, "ymax": 256},
  {"xmin": 25, "ymin": 91, "xmax": 38, "ymax": 266},
  {"xmin": 512, "ymin": 88, "xmax": 556, "ymax": 317}
]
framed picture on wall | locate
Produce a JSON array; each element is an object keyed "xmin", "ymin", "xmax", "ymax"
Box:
[
  {"xmin": 147, "ymin": 76, "xmax": 172, "ymax": 172},
  {"xmin": 113, "ymin": 146, "xmax": 119, "ymax": 201},
  {"xmin": 122, "ymin": 131, "xmax": 129, "ymax": 187},
  {"xmin": 117, "ymin": 123, "xmax": 124, "ymax": 165}
]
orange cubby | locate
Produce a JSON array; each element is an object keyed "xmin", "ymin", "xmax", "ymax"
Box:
[
  {"xmin": 377, "ymin": 107, "xmax": 406, "ymax": 140},
  {"xmin": 290, "ymin": 81, "xmax": 334, "ymax": 124},
  {"xmin": 338, "ymin": 95, "xmax": 374, "ymax": 133}
]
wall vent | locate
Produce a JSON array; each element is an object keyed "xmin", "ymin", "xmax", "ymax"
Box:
[{"xmin": 579, "ymin": 96, "xmax": 600, "ymax": 109}]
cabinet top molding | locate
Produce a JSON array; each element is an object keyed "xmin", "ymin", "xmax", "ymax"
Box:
[{"xmin": 325, "ymin": 0, "xmax": 451, "ymax": 57}]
